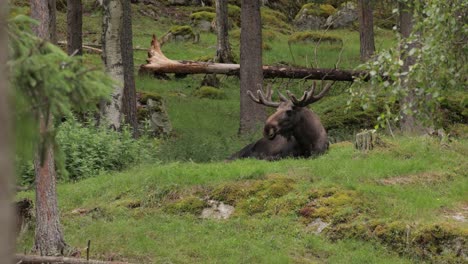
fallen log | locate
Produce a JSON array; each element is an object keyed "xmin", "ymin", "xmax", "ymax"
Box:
[
  {"xmin": 15, "ymin": 254, "xmax": 131, "ymax": 264},
  {"xmin": 139, "ymin": 35, "xmax": 370, "ymax": 82}
]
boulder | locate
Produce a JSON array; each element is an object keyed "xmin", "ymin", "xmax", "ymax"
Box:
[
  {"xmin": 147, "ymin": 98, "xmax": 172, "ymax": 136},
  {"xmin": 190, "ymin": 11, "xmax": 216, "ymax": 32},
  {"xmin": 136, "ymin": 92, "xmax": 172, "ymax": 137},
  {"xmin": 324, "ymin": 2, "xmax": 358, "ymax": 29},
  {"xmin": 201, "ymin": 200, "xmax": 235, "ymax": 219},
  {"xmin": 294, "ymin": 3, "xmax": 336, "ymax": 30},
  {"xmin": 161, "ymin": 26, "xmax": 196, "ymax": 44}
]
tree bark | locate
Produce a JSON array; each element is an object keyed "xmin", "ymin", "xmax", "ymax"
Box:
[
  {"xmin": 140, "ymin": 35, "xmax": 370, "ymax": 82},
  {"xmin": 101, "ymin": 0, "xmax": 125, "ymax": 130},
  {"xmin": 66, "ymin": 0, "xmax": 83, "ymax": 55},
  {"xmin": 399, "ymin": 1, "xmax": 421, "ymax": 134},
  {"xmin": 215, "ymin": 0, "xmax": 234, "ymax": 63},
  {"xmin": 239, "ymin": 0, "xmax": 265, "ymax": 134},
  {"xmin": 48, "ymin": 0, "xmax": 57, "ymax": 44},
  {"xmin": 121, "ymin": 0, "xmax": 139, "ymax": 137},
  {"xmin": 358, "ymin": 0, "xmax": 375, "ymax": 61},
  {"xmin": 0, "ymin": 1, "xmax": 15, "ymax": 261},
  {"xmin": 30, "ymin": 0, "xmax": 67, "ymax": 256},
  {"xmin": 239, "ymin": 0, "xmax": 266, "ymax": 135},
  {"xmin": 33, "ymin": 114, "xmax": 67, "ymax": 256}
]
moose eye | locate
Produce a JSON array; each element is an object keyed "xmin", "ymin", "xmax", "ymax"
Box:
[{"xmin": 286, "ymin": 110, "xmax": 293, "ymax": 116}]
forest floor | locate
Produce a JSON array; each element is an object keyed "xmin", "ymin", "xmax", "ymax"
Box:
[{"xmin": 15, "ymin": 1, "xmax": 468, "ymax": 263}]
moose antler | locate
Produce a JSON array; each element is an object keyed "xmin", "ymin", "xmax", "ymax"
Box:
[
  {"xmin": 247, "ymin": 83, "xmax": 285, "ymax": 108},
  {"xmin": 286, "ymin": 81, "xmax": 335, "ymax": 107}
]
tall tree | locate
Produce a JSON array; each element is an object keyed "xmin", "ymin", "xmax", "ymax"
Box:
[
  {"xmin": 101, "ymin": 0, "xmax": 125, "ymax": 130},
  {"xmin": 0, "ymin": 1, "xmax": 14, "ymax": 262},
  {"xmin": 358, "ymin": 0, "xmax": 375, "ymax": 61},
  {"xmin": 101, "ymin": 0, "xmax": 138, "ymax": 136},
  {"xmin": 66, "ymin": 0, "xmax": 83, "ymax": 55},
  {"xmin": 30, "ymin": 0, "xmax": 67, "ymax": 255},
  {"xmin": 121, "ymin": 0, "xmax": 138, "ymax": 137},
  {"xmin": 399, "ymin": 0, "xmax": 420, "ymax": 134},
  {"xmin": 239, "ymin": 0, "xmax": 265, "ymax": 135},
  {"xmin": 215, "ymin": 0, "xmax": 234, "ymax": 63}
]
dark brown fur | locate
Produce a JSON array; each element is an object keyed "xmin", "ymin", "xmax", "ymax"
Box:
[{"xmin": 230, "ymin": 83, "xmax": 332, "ymax": 160}]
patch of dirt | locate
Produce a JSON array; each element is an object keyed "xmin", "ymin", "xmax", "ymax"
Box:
[
  {"xmin": 442, "ymin": 203, "xmax": 468, "ymax": 223},
  {"xmin": 377, "ymin": 171, "xmax": 452, "ymax": 186}
]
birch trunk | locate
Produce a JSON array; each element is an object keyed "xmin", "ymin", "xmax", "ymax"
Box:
[{"xmin": 101, "ymin": 0, "xmax": 124, "ymax": 130}]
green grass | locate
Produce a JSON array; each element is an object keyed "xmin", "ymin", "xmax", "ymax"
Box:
[{"xmin": 17, "ymin": 137, "xmax": 468, "ymax": 263}]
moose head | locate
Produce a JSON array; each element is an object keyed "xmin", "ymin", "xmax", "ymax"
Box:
[{"xmin": 230, "ymin": 81, "xmax": 334, "ymax": 160}]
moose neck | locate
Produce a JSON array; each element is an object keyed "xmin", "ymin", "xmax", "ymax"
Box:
[{"xmin": 292, "ymin": 108, "xmax": 324, "ymax": 149}]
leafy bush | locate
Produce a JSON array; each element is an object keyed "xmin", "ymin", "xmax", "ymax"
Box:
[
  {"xmin": 56, "ymin": 119, "xmax": 157, "ymax": 181},
  {"xmin": 18, "ymin": 118, "xmax": 158, "ymax": 185}
]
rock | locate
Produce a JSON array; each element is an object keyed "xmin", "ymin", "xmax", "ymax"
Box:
[
  {"xmin": 161, "ymin": 26, "xmax": 196, "ymax": 44},
  {"xmin": 201, "ymin": 200, "xmax": 235, "ymax": 219},
  {"xmin": 294, "ymin": 3, "xmax": 336, "ymax": 30},
  {"xmin": 307, "ymin": 218, "xmax": 330, "ymax": 234},
  {"xmin": 201, "ymin": 74, "xmax": 220, "ymax": 88},
  {"xmin": 324, "ymin": 2, "xmax": 358, "ymax": 29},
  {"xmin": 136, "ymin": 92, "xmax": 172, "ymax": 137},
  {"xmin": 147, "ymin": 98, "xmax": 172, "ymax": 137},
  {"xmin": 190, "ymin": 11, "xmax": 216, "ymax": 32}
]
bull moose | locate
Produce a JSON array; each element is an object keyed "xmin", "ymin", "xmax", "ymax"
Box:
[{"xmin": 230, "ymin": 81, "xmax": 334, "ymax": 160}]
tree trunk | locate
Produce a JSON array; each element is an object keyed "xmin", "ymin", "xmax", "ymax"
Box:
[
  {"xmin": 121, "ymin": 0, "xmax": 139, "ymax": 137},
  {"xmin": 33, "ymin": 114, "xmax": 67, "ymax": 256},
  {"xmin": 101, "ymin": 0, "xmax": 125, "ymax": 130},
  {"xmin": 358, "ymin": 0, "xmax": 375, "ymax": 61},
  {"xmin": 0, "ymin": 1, "xmax": 15, "ymax": 261},
  {"xmin": 399, "ymin": 1, "xmax": 421, "ymax": 134},
  {"xmin": 239, "ymin": 0, "xmax": 265, "ymax": 134},
  {"xmin": 30, "ymin": 0, "xmax": 67, "ymax": 256},
  {"xmin": 66, "ymin": 0, "xmax": 83, "ymax": 55},
  {"xmin": 140, "ymin": 35, "xmax": 370, "ymax": 82},
  {"xmin": 48, "ymin": 0, "xmax": 57, "ymax": 44},
  {"xmin": 215, "ymin": 0, "xmax": 234, "ymax": 63}
]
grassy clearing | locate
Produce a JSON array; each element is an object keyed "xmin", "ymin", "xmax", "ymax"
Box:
[{"xmin": 17, "ymin": 137, "xmax": 468, "ymax": 263}]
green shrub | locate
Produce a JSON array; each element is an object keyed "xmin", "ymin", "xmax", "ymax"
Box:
[
  {"xmin": 194, "ymin": 86, "xmax": 226, "ymax": 99},
  {"xmin": 52, "ymin": 119, "xmax": 156, "ymax": 182}
]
